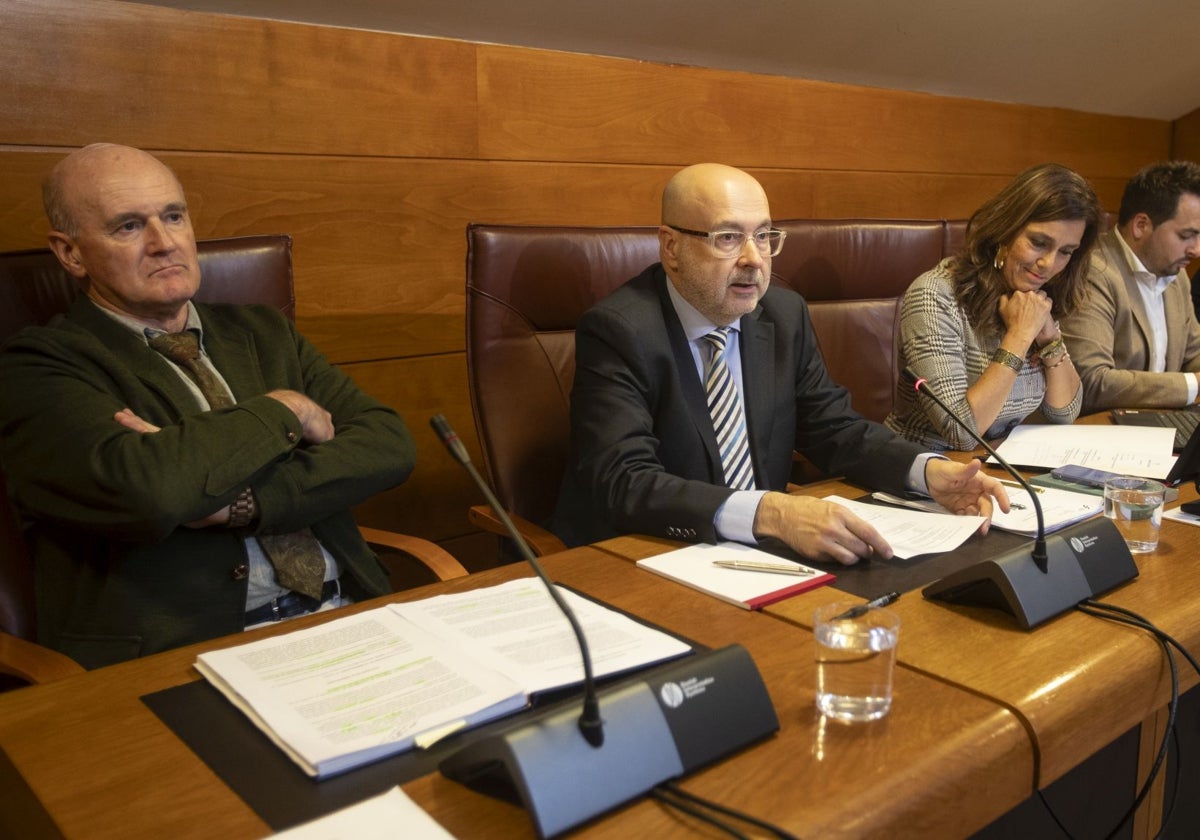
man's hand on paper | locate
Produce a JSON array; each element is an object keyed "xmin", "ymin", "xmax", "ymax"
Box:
[
  {"xmin": 925, "ymin": 458, "xmax": 1010, "ymax": 534},
  {"xmin": 753, "ymin": 492, "xmax": 892, "ymax": 566}
]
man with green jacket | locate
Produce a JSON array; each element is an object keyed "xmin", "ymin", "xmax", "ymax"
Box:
[{"xmin": 0, "ymin": 144, "xmax": 415, "ymax": 668}]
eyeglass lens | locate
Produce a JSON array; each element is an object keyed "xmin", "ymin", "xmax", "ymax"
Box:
[{"xmin": 712, "ymin": 230, "xmax": 783, "ymax": 256}]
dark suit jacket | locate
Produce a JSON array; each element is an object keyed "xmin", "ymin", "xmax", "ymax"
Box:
[
  {"xmin": 553, "ymin": 264, "xmax": 922, "ymax": 546},
  {"xmin": 0, "ymin": 297, "xmax": 415, "ymax": 668}
]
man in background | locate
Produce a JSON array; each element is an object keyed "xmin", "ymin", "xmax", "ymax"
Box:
[
  {"xmin": 1062, "ymin": 160, "xmax": 1200, "ymax": 410},
  {"xmin": 0, "ymin": 144, "xmax": 415, "ymax": 668},
  {"xmin": 554, "ymin": 162, "xmax": 1007, "ymax": 563}
]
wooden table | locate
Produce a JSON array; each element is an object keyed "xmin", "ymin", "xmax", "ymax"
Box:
[
  {"xmin": 0, "ymin": 545, "xmax": 1033, "ymax": 839},
  {"xmin": 599, "ymin": 459, "xmax": 1200, "ymax": 839}
]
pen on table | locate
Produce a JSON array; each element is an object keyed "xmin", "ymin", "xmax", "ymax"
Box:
[
  {"xmin": 833, "ymin": 591, "xmax": 901, "ymax": 620},
  {"xmin": 711, "ymin": 559, "xmax": 816, "ymax": 576}
]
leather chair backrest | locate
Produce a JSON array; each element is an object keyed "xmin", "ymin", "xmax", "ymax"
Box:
[
  {"xmin": 772, "ymin": 219, "xmax": 946, "ymax": 301},
  {"xmin": 772, "ymin": 220, "xmax": 947, "ymax": 421},
  {"xmin": 466, "ymin": 224, "xmax": 660, "ymax": 527},
  {"xmin": 0, "ymin": 235, "xmax": 294, "ymax": 640}
]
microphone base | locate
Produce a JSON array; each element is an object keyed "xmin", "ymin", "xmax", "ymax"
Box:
[
  {"xmin": 922, "ymin": 517, "xmax": 1139, "ymax": 629},
  {"xmin": 439, "ymin": 644, "xmax": 778, "ymax": 838}
]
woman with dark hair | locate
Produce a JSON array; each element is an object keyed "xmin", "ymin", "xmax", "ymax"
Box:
[{"xmin": 885, "ymin": 163, "xmax": 1103, "ymax": 450}]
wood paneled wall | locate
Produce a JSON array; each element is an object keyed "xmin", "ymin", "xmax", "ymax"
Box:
[
  {"xmin": 1174, "ymin": 107, "xmax": 1200, "ymax": 163},
  {"xmin": 0, "ymin": 0, "xmax": 1182, "ymax": 567}
]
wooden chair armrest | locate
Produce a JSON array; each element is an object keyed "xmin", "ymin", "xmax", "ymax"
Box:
[
  {"xmin": 357, "ymin": 526, "xmax": 468, "ymax": 581},
  {"xmin": 467, "ymin": 504, "xmax": 568, "ymax": 557},
  {"xmin": 0, "ymin": 631, "xmax": 84, "ymax": 685}
]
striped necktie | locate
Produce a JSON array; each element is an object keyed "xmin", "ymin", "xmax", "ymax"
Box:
[{"xmin": 702, "ymin": 328, "xmax": 755, "ymax": 490}]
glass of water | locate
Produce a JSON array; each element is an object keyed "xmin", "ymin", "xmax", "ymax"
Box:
[
  {"xmin": 1103, "ymin": 476, "xmax": 1165, "ymax": 554},
  {"xmin": 813, "ymin": 601, "xmax": 900, "ymax": 722}
]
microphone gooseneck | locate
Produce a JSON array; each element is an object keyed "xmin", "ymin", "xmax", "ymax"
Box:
[
  {"xmin": 903, "ymin": 369, "xmax": 1048, "ymax": 572},
  {"xmin": 428, "ymin": 414, "xmax": 605, "ymax": 747}
]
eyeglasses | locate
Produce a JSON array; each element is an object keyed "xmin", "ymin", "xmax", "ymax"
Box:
[{"xmin": 666, "ymin": 225, "xmax": 787, "ymax": 258}]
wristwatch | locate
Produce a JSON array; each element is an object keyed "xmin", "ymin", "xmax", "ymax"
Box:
[
  {"xmin": 227, "ymin": 487, "xmax": 258, "ymax": 529},
  {"xmin": 990, "ymin": 347, "xmax": 1024, "ymax": 373}
]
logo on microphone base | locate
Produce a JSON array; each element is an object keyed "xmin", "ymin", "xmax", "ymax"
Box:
[
  {"xmin": 659, "ymin": 682, "xmax": 685, "ymax": 708},
  {"xmin": 659, "ymin": 675, "xmax": 716, "ymax": 709},
  {"xmin": 1069, "ymin": 533, "xmax": 1100, "ymax": 554}
]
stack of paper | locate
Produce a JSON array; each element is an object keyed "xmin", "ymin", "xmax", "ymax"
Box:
[{"xmin": 196, "ymin": 578, "xmax": 692, "ymax": 778}]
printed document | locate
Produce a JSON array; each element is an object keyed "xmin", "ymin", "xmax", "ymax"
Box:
[
  {"xmin": 196, "ymin": 578, "xmax": 691, "ymax": 778},
  {"xmin": 873, "ymin": 483, "xmax": 1101, "ymax": 537},
  {"xmin": 824, "ymin": 495, "xmax": 984, "ymax": 558},
  {"xmin": 990, "ymin": 424, "xmax": 1176, "ymax": 478}
]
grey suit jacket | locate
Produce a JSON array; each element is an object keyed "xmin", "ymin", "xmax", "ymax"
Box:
[
  {"xmin": 552, "ymin": 264, "xmax": 922, "ymax": 547},
  {"xmin": 1061, "ymin": 230, "xmax": 1200, "ymax": 411}
]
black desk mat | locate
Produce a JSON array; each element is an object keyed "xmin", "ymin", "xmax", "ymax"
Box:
[
  {"xmin": 142, "ymin": 590, "xmax": 702, "ymax": 832},
  {"xmin": 758, "ymin": 506, "xmax": 1034, "ymax": 600}
]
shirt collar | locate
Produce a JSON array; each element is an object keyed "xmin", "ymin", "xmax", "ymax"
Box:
[
  {"xmin": 92, "ymin": 300, "xmax": 205, "ymax": 348},
  {"xmin": 1114, "ymin": 228, "xmax": 1176, "ymax": 291},
  {"xmin": 663, "ymin": 274, "xmax": 742, "ymax": 342}
]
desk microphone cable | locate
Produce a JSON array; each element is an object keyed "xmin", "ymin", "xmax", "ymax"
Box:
[
  {"xmin": 651, "ymin": 780, "xmax": 801, "ymax": 840},
  {"xmin": 1062, "ymin": 599, "xmax": 1198, "ymax": 840}
]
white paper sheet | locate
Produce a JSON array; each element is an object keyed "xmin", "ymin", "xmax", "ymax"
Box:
[
  {"xmin": 636, "ymin": 542, "xmax": 834, "ymax": 609},
  {"xmin": 1164, "ymin": 507, "xmax": 1200, "ymax": 527},
  {"xmin": 990, "ymin": 424, "xmax": 1176, "ymax": 478},
  {"xmin": 824, "ymin": 495, "xmax": 984, "ymax": 558},
  {"xmin": 872, "ymin": 482, "xmax": 1102, "ymax": 537},
  {"xmin": 268, "ymin": 787, "xmax": 454, "ymax": 839},
  {"xmin": 389, "ymin": 578, "xmax": 692, "ymax": 694}
]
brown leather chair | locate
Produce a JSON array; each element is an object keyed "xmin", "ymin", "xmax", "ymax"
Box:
[
  {"xmin": 465, "ymin": 224, "xmax": 660, "ymax": 555},
  {"xmin": 0, "ymin": 234, "xmax": 466, "ymax": 685},
  {"xmin": 771, "ymin": 220, "xmax": 947, "ymax": 423}
]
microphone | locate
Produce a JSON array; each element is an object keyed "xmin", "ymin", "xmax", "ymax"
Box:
[
  {"xmin": 903, "ymin": 369, "xmax": 1138, "ymax": 629},
  {"xmin": 429, "ymin": 413, "xmax": 604, "ymax": 747},
  {"xmin": 428, "ymin": 414, "xmax": 779, "ymax": 837},
  {"xmin": 902, "ymin": 368, "xmax": 1048, "ymax": 571}
]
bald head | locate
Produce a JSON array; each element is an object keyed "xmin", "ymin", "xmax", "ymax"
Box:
[
  {"xmin": 661, "ymin": 163, "xmax": 770, "ymax": 229},
  {"xmin": 43, "ymin": 144, "xmax": 183, "ymax": 237}
]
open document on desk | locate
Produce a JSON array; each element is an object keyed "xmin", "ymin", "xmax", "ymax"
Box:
[
  {"xmin": 824, "ymin": 495, "xmax": 984, "ymax": 557},
  {"xmin": 195, "ymin": 577, "xmax": 692, "ymax": 779},
  {"xmin": 873, "ymin": 483, "xmax": 1102, "ymax": 536}
]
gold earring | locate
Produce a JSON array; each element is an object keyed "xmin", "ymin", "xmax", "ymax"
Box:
[{"xmin": 993, "ymin": 248, "xmax": 1006, "ymax": 270}]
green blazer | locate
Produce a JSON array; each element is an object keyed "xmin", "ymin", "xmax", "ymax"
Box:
[{"xmin": 0, "ymin": 297, "xmax": 416, "ymax": 668}]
